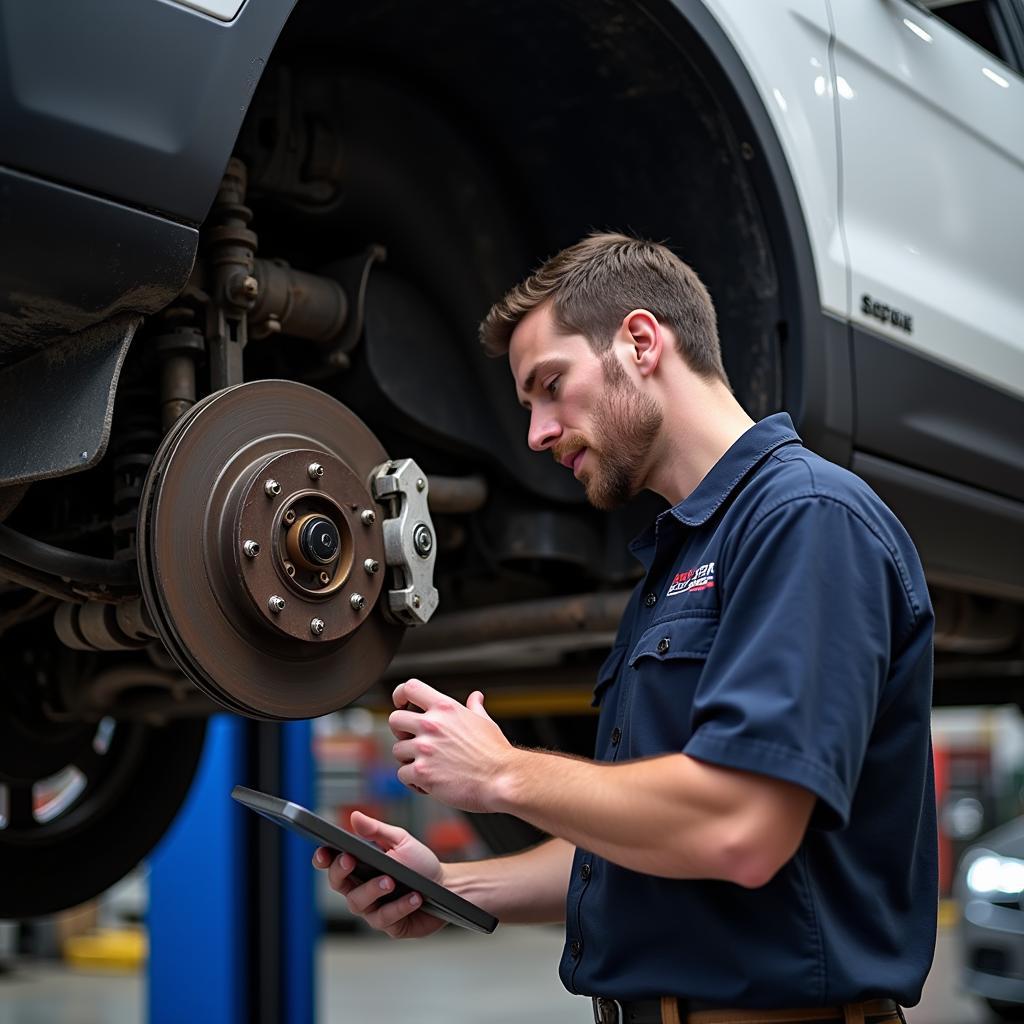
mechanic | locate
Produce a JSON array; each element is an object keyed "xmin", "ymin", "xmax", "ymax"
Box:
[{"xmin": 314, "ymin": 233, "xmax": 937, "ymax": 1024}]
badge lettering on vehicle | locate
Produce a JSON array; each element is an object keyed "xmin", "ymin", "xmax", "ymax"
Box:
[
  {"xmin": 667, "ymin": 562, "xmax": 715, "ymax": 596},
  {"xmin": 861, "ymin": 294, "xmax": 913, "ymax": 333}
]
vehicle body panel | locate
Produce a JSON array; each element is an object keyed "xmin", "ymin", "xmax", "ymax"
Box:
[
  {"xmin": 830, "ymin": 0, "xmax": 1024, "ymax": 402},
  {"xmin": 0, "ymin": 0, "xmax": 295, "ymax": 224},
  {"xmin": 702, "ymin": 0, "xmax": 847, "ymax": 320}
]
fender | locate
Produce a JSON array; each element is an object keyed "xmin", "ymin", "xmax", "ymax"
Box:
[
  {"xmin": 0, "ymin": 0, "xmax": 297, "ymax": 224},
  {"xmin": 0, "ymin": 0, "xmax": 296, "ymax": 485},
  {"xmin": 643, "ymin": 0, "xmax": 851, "ymax": 465}
]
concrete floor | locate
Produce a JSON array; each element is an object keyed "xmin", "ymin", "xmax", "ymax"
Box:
[{"xmin": 0, "ymin": 924, "xmax": 997, "ymax": 1024}]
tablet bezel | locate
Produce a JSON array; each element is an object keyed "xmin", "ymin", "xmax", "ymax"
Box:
[{"xmin": 230, "ymin": 785, "xmax": 498, "ymax": 934}]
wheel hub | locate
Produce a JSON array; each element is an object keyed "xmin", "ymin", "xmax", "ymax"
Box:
[{"xmin": 233, "ymin": 447, "xmax": 385, "ymax": 642}]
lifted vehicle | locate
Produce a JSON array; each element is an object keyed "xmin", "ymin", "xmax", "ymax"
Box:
[{"xmin": 0, "ymin": 0, "xmax": 1022, "ymax": 917}]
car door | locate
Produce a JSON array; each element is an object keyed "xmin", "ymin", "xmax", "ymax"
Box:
[{"xmin": 828, "ymin": 0, "xmax": 1024, "ymax": 502}]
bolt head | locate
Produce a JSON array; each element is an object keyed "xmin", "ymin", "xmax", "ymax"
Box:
[
  {"xmin": 243, "ymin": 540, "xmax": 261, "ymax": 558},
  {"xmin": 319, "ymin": 571, "xmax": 331, "ymax": 585},
  {"xmin": 350, "ymin": 593, "xmax": 367, "ymax": 611},
  {"xmin": 264, "ymin": 479, "xmax": 281, "ymax": 497},
  {"xmin": 310, "ymin": 617, "xmax": 326, "ymax": 636},
  {"xmin": 283, "ymin": 509, "xmax": 297, "ymax": 525},
  {"xmin": 363, "ymin": 558, "xmax": 380, "ymax": 575},
  {"xmin": 412, "ymin": 595, "xmax": 421, "ymax": 609},
  {"xmin": 242, "ymin": 275, "xmax": 259, "ymax": 298},
  {"xmin": 416, "ymin": 477, "xmax": 426, "ymax": 492},
  {"xmin": 360, "ymin": 509, "xmax": 376, "ymax": 526},
  {"xmin": 268, "ymin": 595, "xmax": 286, "ymax": 613},
  {"xmin": 307, "ymin": 462, "xmax": 324, "ymax": 480},
  {"xmin": 413, "ymin": 524, "xmax": 433, "ymax": 557},
  {"xmin": 284, "ymin": 561, "xmax": 296, "ymax": 577}
]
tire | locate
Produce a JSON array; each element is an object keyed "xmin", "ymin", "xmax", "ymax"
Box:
[{"xmin": 0, "ymin": 715, "xmax": 206, "ymax": 919}]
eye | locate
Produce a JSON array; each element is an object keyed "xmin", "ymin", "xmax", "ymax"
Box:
[{"xmin": 545, "ymin": 375, "xmax": 560, "ymax": 397}]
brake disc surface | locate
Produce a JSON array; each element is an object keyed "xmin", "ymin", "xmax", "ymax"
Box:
[{"xmin": 138, "ymin": 380, "xmax": 404, "ymax": 719}]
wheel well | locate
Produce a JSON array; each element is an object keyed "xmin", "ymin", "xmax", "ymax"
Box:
[{"xmin": 247, "ymin": 0, "xmax": 811, "ymax": 433}]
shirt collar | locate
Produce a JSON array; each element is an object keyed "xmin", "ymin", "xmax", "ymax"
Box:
[
  {"xmin": 628, "ymin": 412, "xmax": 801, "ymax": 560},
  {"xmin": 670, "ymin": 412, "xmax": 801, "ymax": 526}
]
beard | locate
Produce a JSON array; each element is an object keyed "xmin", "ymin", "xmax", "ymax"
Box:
[{"xmin": 556, "ymin": 353, "xmax": 663, "ymax": 511}]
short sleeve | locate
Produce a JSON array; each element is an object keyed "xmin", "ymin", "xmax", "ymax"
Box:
[{"xmin": 682, "ymin": 496, "xmax": 912, "ymax": 830}]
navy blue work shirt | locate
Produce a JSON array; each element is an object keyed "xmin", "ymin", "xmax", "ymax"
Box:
[{"xmin": 560, "ymin": 413, "xmax": 937, "ymax": 1007}]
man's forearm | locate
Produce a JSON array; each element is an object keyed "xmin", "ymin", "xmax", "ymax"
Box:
[
  {"xmin": 441, "ymin": 835, "xmax": 574, "ymax": 924},
  {"xmin": 489, "ymin": 749, "xmax": 787, "ymax": 884}
]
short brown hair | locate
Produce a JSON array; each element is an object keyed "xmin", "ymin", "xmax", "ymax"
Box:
[{"xmin": 479, "ymin": 232, "xmax": 727, "ymax": 383}]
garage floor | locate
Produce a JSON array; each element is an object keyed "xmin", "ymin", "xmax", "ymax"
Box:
[{"xmin": 0, "ymin": 924, "xmax": 993, "ymax": 1023}]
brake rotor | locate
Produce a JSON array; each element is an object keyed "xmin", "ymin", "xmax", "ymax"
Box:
[{"xmin": 138, "ymin": 379, "xmax": 404, "ymax": 719}]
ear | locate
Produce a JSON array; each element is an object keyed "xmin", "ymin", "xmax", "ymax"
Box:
[{"xmin": 621, "ymin": 309, "xmax": 664, "ymax": 378}]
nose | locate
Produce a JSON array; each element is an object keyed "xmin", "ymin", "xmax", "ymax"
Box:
[{"xmin": 528, "ymin": 408, "xmax": 561, "ymax": 452}]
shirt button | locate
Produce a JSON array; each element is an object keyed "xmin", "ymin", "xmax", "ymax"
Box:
[
  {"xmin": 570, "ymin": 939, "xmax": 582, "ymax": 958},
  {"xmin": 657, "ymin": 637, "xmax": 671, "ymax": 654},
  {"xmin": 611, "ymin": 727, "xmax": 622, "ymax": 746},
  {"xmin": 581, "ymin": 863, "xmax": 591, "ymax": 881},
  {"xmin": 644, "ymin": 592, "xmax": 657, "ymax": 607}
]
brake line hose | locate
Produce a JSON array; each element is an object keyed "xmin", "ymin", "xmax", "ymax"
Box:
[{"xmin": 0, "ymin": 524, "xmax": 137, "ymax": 588}]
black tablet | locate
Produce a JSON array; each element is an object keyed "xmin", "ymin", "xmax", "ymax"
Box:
[{"xmin": 230, "ymin": 786, "xmax": 498, "ymax": 934}]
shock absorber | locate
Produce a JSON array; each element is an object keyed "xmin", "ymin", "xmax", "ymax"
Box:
[
  {"xmin": 110, "ymin": 389, "xmax": 162, "ymax": 565},
  {"xmin": 153, "ymin": 308, "xmax": 205, "ymax": 433}
]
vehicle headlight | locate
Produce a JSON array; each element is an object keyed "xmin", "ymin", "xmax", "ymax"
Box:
[{"xmin": 966, "ymin": 853, "xmax": 1024, "ymax": 897}]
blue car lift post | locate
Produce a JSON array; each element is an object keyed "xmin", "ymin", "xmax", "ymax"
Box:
[{"xmin": 148, "ymin": 715, "xmax": 318, "ymax": 1024}]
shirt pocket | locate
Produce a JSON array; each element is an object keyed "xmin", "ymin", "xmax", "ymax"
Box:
[{"xmin": 624, "ymin": 613, "xmax": 719, "ymax": 755}]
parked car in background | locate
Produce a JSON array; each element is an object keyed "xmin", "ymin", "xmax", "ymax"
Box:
[
  {"xmin": 1, "ymin": 0, "xmax": 1022, "ymax": 918},
  {"xmin": 957, "ymin": 819, "xmax": 1024, "ymax": 1019}
]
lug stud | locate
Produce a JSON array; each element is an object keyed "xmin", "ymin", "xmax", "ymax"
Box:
[
  {"xmin": 307, "ymin": 462, "xmax": 324, "ymax": 480},
  {"xmin": 243, "ymin": 540, "xmax": 261, "ymax": 558},
  {"xmin": 264, "ymin": 479, "xmax": 281, "ymax": 497},
  {"xmin": 268, "ymin": 595, "xmax": 286, "ymax": 613},
  {"xmin": 350, "ymin": 594, "xmax": 367, "ymax": 611},
  {"xmin": 310, "ymin": 617, "xmax": 326, "ymax": 636},
  {"xmin": 363, "ymin": 558, "xmax": 380, "ymax": 574},
  {"xmin": 360, "ymin": 509, "xmax": 376, "ymax": 526}
]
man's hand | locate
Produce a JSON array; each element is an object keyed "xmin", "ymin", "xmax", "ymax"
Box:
[
  {"xmin": 312, "ymin": 811, "xmax": 447, "ymax": 940},
  {"xmin": 389, "ymin": 679, "xmax": 517, "ymax": 812}
]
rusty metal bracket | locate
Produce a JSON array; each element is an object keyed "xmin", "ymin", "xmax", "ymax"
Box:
[{"xmin": 371, "ymin": 459, "xmax": 439, "ymax": 627}]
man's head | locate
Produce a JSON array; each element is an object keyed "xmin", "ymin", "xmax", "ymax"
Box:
[{"xmin": 479, "ymin": 232, "xmax": 729, "ymax": 509}]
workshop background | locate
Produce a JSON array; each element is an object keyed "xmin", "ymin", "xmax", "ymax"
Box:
[
  {"xmin": 1, "ymin": 0, "xmax": 1023, "ymax": 1021},
  {"xmin": 1, "ymin": 704, "xmax": 1023, "ymax": 1023}
]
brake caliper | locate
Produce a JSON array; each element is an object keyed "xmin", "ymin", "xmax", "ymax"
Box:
[{"xmin": 371, "ymin": 458, "xmax": 439, "ymax": 626}]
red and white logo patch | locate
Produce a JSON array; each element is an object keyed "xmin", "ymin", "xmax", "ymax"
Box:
[{"xmin": 667, "ymin": 561, "xmax": 715, "ymax": 597}]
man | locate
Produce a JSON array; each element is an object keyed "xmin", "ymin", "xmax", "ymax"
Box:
[{"xmin": 314, "ymin": 233, "xmax": 937, "ymax": 1023}]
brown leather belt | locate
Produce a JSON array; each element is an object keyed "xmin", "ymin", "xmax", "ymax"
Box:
[{"xmin": 592, "ymin": 997, "xmax": 902, "ymax": 1024}]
